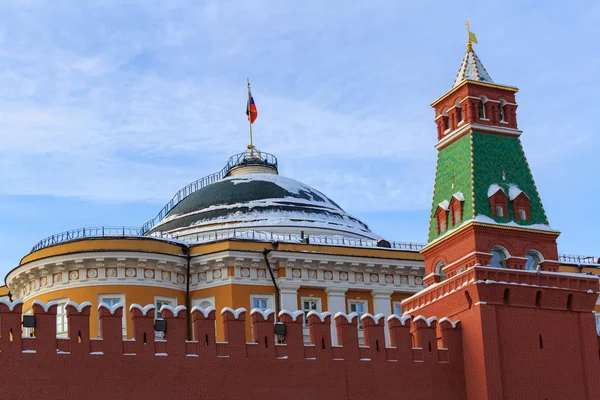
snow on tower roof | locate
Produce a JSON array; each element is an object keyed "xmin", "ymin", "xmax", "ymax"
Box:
[{"xmin": 452, "ymin": 43, "xmax": 493, "ymax": 88}]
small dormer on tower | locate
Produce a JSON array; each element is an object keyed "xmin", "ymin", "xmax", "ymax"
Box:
[{"xmin": 422, "ymin": 30, "xmax": 560, "ymax": 286}]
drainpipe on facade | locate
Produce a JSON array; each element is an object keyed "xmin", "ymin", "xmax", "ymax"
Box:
[
  {"xmin": 183, "ymin": 244, "xmax": 192, "ymax": 341},
  {"xmin": 262, "ymin": 243, "xmax": 281, "ymax": 320}
]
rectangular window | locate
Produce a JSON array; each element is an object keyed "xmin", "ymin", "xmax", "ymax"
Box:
[
  {"xmin": 595, "ymin": 313, "xmax": 600, "ymax": 335},
  {"xmin": 98, "ymin": 294, "xmax": 126, "ymax": 337},
  {"xmin": 392, "ymin": 301, "xmax": 403, "ymax": 316},
  {"xmin": 250, "ymin": 294, "xmax": 274, "ymax": 311},
  {"xmin": 155, "ymin": 296, "xmax": 177, "ymax": 319},
  {"xmin": 301, "ymin": 298, "xmax": 322, "ymax": 326},
  {"xmin": 348, "ymin": 299, "xmax": 368, "ymax": 329},
  {"xmin": 52, "ymin": 298, "xmax": 69, "ymax": 337}
]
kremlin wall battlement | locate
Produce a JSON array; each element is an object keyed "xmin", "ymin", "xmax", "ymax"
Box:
[{"xmin": 0, "ymin": 299, "xmax": 467, "ymax": 399}]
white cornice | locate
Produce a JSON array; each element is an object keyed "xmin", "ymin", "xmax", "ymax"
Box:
[{"xmin": 435, "ymin": 123, "xmax": 522, "ymax": 150}]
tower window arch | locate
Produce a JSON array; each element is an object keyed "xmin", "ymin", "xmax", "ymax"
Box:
[
  {"xmin": 435, "ymin": 262, "xmax": 447, "ymax": 282},
  {"xmin": 525, "ymin": 250, "xmax": 543, "ymax": 271},
  {"xmin": 478, "ymin": 97, "xmax": 487, "ymax": 120},
  {"xmin": 442, "ymin": 109, "xmax": 450, "ymax": 131},
  {"xmin": 490, "ymin": 246, "xmax": 508, "ymax": 268},
  {"xmin": 455, "ymin": 100, "xmax": 464, "ymax": 122},
  {"xmin": 498, "ymin": 100, "xmax": 506, "ymax": 122}
]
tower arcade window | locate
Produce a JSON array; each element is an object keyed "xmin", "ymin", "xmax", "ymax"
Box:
[
  {"xmin": 442, "ymin": 109, "xmax": 450, "ymax": 131},
  {"xmin": 490, "ymin": 246, "xmax": 508, "ymax": 268},
  {"xmin": 478, "ymin": 97, "xmax": 487, "ymax": 119},
  {"xmin": 455, "ymin": 100, "xmax": 464, "ymax": 122},
  {"xmin": 498, "ymin": 102, "xmax": 506, "ymax": 122},
  {"xmin": 525, "ymin": 250, "xmax": 542, "ymax": 271},
  {"xmin": 435, "ymin": 262, "xmax": 447, "ymax": 282}
]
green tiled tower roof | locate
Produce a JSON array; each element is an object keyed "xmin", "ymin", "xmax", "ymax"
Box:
[{"xmin": 428, "ymin": 131, "xmax": 551, "ymax": 243}]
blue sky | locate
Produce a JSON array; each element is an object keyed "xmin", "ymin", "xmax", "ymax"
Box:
[{"xmin": 0, "ymin": 0, "xmax": 598, "ymax": 278}]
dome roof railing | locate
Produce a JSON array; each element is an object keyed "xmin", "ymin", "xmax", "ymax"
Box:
[
  {"xmin": 29, "ymin": 225, "xmax": 422, "ymax": 253},
  {"xmin": 139, "ymin": 150, "xmax": 278, "ymax": 235},
  {"xmin": 30, "ymin": 226, "xmax": 173, "ymax": 252},
  {"xmin": 27, "ymin": 226, "xmax": 600, "ymax": 266}
]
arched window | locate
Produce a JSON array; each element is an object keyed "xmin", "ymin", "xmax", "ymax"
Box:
[
  {"xmin": 490, "ymin": 246, "xmax": 508, "ymax": 268},
  {"xmin": 518, "ymin": 209, "xmax": 527, "ymax": 220},
  {"xmin": 440, "ymin": 220, "xmax": 447, "ymax": 233},
  {"xmin": 454, "ymin": 208, "xmax": 461, "ymax": 225},
  {"xmin": 442, "ymin": 109, "xmax": 450, "ymax": 131},
  {"xmin": 498, "ymin": 103, "xmax": 506, "ymax": 122},
  {"xmin": 478, "ymin": 98, "xmax": 487, "ymax": 119},
  {"xmin": 455, "ymin": 100, "xmax": 463, "ymax": 122},
  {"xmin": 495, "ymin": 205, "xmax": 504, "ymax": 217},
  {"xmin": 525, "ymin": 250, "xmax": 542, "ymax": 271},
  {"xmin": 435, "ymin": 262, "xmax": 447, "ymax": 282}
]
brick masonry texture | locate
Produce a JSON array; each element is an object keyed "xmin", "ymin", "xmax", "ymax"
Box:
[{"xmin": 0, "ymin": 301, "xmax": 466, "ymax": 400}]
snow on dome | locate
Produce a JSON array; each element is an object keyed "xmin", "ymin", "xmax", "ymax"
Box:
[{"xmin": 149, "ymin": 171, "xmax": 379, "ymax": 240}]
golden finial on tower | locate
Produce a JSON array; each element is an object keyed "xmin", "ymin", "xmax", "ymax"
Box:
[{"xmin": 465, "ymin": 19, "xmax": 478, "ymax": 51}]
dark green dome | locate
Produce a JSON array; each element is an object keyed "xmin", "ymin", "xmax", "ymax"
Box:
[{"xmin": 149, "ymin": 173, "xmax": 377, "ymax": 239}]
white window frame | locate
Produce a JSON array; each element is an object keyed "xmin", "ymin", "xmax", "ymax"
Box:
[
  {"xmin": 250, "ymin": 293, "xmax": 274, "ymax": 311},
  {"xmin": 98, "ymin": 293, "xmax": 126, "ymax": 337},
  {"xmin": 192, "ymin": 296, "xmax": 215, "ymax": 310},
  {"xmin": 154, "ymin": 295, "xmax": 177, "ymax": 319},
  {"xmin": 347, "ymin": 299, "xmax": 368, "ymax": 330},
  {"xmin": 595, "ymin": 312, "xmax": 600, "ymax": 335},
  {"xmin": 392, "ymin": 301, "xmax": 403, "ymax": 316},
  {"xmin": 51, "ymin": 297, "xmax": 69, "ymax": 337},
  {"xmin": 301, "ymin": 297, "xmax": 322, "ymax": 326}
]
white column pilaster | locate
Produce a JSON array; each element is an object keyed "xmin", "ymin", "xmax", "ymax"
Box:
[
  {"xmin": 325, "ymin": 287, "xmax": 348, "ymax": 345},
  {"xmin": 279, "ymin": 283, "xmax": 301, "ymax": 312},
  {"xmin": 371, "ymin": 289, "xmax": 393, "ymax": 345}
]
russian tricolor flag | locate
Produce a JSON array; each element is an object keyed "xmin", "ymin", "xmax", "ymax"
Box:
[{"xmin": 246, "ymin": 92, "xmax": 258, "ymax": 124}]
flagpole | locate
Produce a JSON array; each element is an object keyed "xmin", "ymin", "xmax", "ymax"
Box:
[{"xmin": 247, "ymin": 79, "xmax": 254, "ymax": 158}]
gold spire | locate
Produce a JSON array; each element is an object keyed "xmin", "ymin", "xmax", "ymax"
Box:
[{"xmin": 465, "ymin": 19, "xmax": 478, "ymax": 51}]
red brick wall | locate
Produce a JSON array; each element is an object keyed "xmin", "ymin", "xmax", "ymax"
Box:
[
  {"xmin": 403, "ymin": 267, "xmax": 600, "ymax": 400},
  {"xmin": 0, "ymin": 301, "xmax": 466, "ymax": 400},
  {"xmin": 423, "ymin": 223, "xmax": 560, "ymax": 280}
]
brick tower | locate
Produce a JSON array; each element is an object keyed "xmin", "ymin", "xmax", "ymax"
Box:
[
  {"xmin": 404, "ymin": 34, "xmax": 600, "ymax": 400},
  {"xmin": 421, "ymin": 38, "xmax": 560, "ymax": 285}
]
